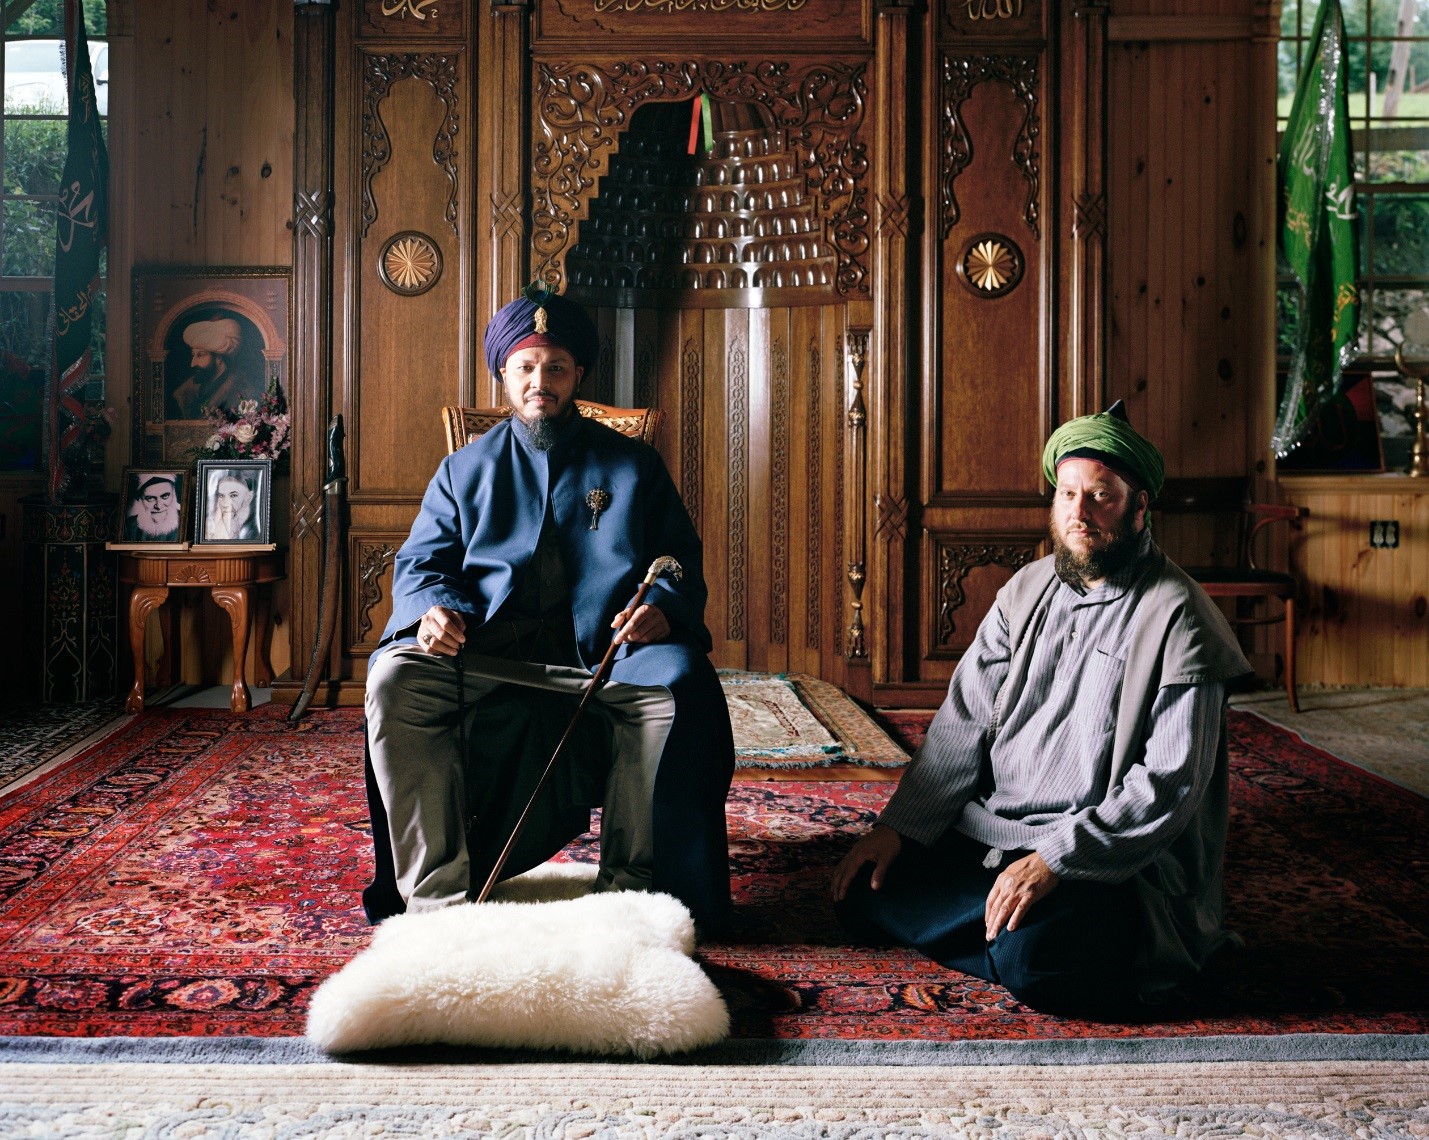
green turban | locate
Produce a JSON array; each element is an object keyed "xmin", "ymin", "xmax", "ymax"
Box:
[{"xmin": 1041, "ymin": 400, "xmax": 1164, "ymax": 499}]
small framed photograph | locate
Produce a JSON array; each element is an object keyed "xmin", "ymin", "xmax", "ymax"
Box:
[
  {"xmin": 195, "ymin": 459, "xmax": 272, "ymax": 545},
  {"xmin": 132, "ymin": 266, "xmax": 290, "ymax": 465},
  {"xmin": 114, "ymin": 467, "xmax": 191, "ymax": 547}
]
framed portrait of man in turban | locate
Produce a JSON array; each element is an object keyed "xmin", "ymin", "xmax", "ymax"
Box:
[
  {"xmin": 132, "ymin": 268, "xmax": 290, "ymax": 465},
  {"xmin": 195, "ymin": 459, "xmax": 272, "ymax": 546},
  {"xmin": 114, "ymin": 466, "xmax": 191, "ymax": 548}
]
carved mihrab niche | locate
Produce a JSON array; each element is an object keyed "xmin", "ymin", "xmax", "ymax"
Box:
[{"xmin": 532, "ymin": 59, "xmax": 870, "ymax": 299}]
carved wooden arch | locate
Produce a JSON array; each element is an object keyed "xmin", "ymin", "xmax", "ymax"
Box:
[
  {"xmin": 531, "ymin": 58, "xmax": 871, "ymax": 295},
  {"xmin": 360, "ymin": 52, "xmax": 461, "ymax": 238},
  {"xmin": 940, "ymin": 52, "xmax": 1041, "ymax": 240}
]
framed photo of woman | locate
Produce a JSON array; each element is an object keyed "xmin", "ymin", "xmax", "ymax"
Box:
[{"xmin": 194, "ymin": 459, "xmax": 273, "ymax": 546}]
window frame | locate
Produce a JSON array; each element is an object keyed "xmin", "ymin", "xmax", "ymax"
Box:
[{"xmin": 2, "ymin": 1, "xmax": 109, "ymax": 405}]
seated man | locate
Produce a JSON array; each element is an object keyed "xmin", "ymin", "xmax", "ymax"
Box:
[
  {"xmin": 364, "ymin": 286, "xmax": 735, "ymax": 933},
  {"xmin": 833, "ymin": 402, "xmax": 1251, "ymax": 1018}
]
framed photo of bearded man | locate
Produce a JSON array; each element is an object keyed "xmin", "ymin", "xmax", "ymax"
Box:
[
  {"xmin": 195, "ymin": 459, "xmax": 272, "ymax": 546},
  {"xmin": 114, "ymin": 466, "xmax": 191, "ymax": 549},
  {"xmin": 132, "ymin": 267, "xmax": 290, "ymax": 465}
]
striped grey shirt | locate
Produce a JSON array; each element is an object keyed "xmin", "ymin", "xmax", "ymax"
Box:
[{"xmin": 880, "ymin": 532, "xmax": 1225, "ymax": 883}]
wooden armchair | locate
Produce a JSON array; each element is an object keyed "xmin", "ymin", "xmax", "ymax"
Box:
[
  {"xmin": 441, "ymin": 400, "xmax": 662, "ymax": 455},
  {"xmin": 1155, "ymin": 477, "xmax": 1309, "ymax": 712}
]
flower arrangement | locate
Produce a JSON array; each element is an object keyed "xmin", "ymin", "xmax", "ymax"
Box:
[{"xmin": 198, "ymin": 380, "xmax": 291, "ymax": 471}]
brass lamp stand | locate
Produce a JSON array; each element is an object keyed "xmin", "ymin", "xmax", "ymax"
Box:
[{"xmin": 1393, "ymin": 345, "xmax": 1429, "ymax": 478}]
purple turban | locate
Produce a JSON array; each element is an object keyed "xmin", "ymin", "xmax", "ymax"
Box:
[{"xmin": 482, "ymin": 285, "xmax": 599, "ymax": 377}]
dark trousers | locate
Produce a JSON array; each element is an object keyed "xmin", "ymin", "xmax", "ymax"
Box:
[{"xmin": 836, "ymin": 831, "xmax": 1143, "ymax": 1020}]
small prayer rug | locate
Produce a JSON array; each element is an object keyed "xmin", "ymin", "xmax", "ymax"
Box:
[
  {"xmin": 0, "ymin": 704, "xmax": 1423, "ymax": 1040},
  {"xmin": 0, "ymin": 698, "xmax": 126, "ymax": 795},
  {"xmin": 720, "ymin": 672, "xmax": 907, "ymax": 768}
]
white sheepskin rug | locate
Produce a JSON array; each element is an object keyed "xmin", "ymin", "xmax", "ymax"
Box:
[{"xmin": 305, "ymin": 863, "xmax": 729, "ymax": 1058}]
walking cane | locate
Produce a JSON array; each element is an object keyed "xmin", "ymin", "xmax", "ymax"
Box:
[{"xmin": 473, "ymin": 555, "xmax": 684, "ymax": 903}]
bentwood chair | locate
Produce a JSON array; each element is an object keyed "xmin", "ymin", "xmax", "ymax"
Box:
[
  {"xmin": 1155, "ymin": 477, "xmax": 1309, "ymax": 712},
  {"xmin": 440, "ymin": 400, "xmax": 662, "ymax": 455}
]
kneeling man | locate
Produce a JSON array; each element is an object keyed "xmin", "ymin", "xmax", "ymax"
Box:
[
  {"xmin": 833, "ymin": 403, "xmax": 1251, "ymax": 1018},
  {"xmin": 365, "ymin": 287, "xmax": 735, "ymax": 934}
]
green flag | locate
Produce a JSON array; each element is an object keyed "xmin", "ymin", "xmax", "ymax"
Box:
[
  {"xmin": 1274, "ymin": 0, "xmax": 1359, "ymax": 458},
  {"xmin": 46, "ymin": 0, "xmax": 109, "ymax": 501}
]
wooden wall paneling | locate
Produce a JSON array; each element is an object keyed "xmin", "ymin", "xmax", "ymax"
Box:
[
  {"xmin": 1248, "ymin": 2, "xmax": 1281, "ymax": 493},
  {"xmin": 478, "ymin": 0, "xmax": 529, "ymax": 388},
  {"xmin": 129, "ymin": 1, "xmax": 294, "ymax": 260},
  {"xmin": 1403, "ymin": 490, "xmax": 1429, "ymax": 687},
  {"xmin": 699, "ymin": 309, "xmax": 736, "ymax": 665},
  {"xmin": 932, "ymin": 63, "xmax": 1047, "ymax": 501},
  {"xmin": 869, "ymin": 0, "xmax": 915, "ymax": 685},
  {"xmin": 924, "ymin": 523, "xmax": 1043, "ymax": 665},
  {"xmin": 746, "ymin": 306, "xmax": 775, "ymax": 674},
  {"xmin": 901, "ymin": 1, "xmax": 1060, "ymax": 694},
  {"xmin": 353, "ymin": 52, "xmax": 467, "ymax": 497},
  {"xmin": 348, "ymin": 527, "xmax": 400, "ymax": 657},
  {"xmin": 1108, "ymin": 40, "xmax": 1149, "ymax": 428},
  {"xmin": 284, "ymin": 0, "xmax": 337, "ymax": 703},
  {"xmin": 531, "ymin": 0, "xmax": 872, "ymax": 54},
  {"xmin": 1281, "ymin": 480, "xmax": 1429, "ymax": 688},
  {"xmin": 842, "ymin": 314, "xmax": 872, "ymax": 695},
  {"xmin": 1060, "ymin": 0, "xmax": 1106, "ymax": 421}
]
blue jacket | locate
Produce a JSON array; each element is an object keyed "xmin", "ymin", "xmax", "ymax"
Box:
[{"xmin": 376, "ymin": 415, "xmax": 711, "ymax": 685}]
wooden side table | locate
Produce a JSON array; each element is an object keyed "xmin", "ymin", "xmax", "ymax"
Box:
[{"xmin": 116, "ymin": 546, "xmax": 285, "ymax": 713}]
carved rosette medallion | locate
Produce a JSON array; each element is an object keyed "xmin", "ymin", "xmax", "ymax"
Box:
[
  {"xmin": 532, "ymin": 59, "xmax": 870, "ymax": 296},
  {"xmin": 956, "ymin": 232, "xmax": 1023, "ymax": 298},
  {"xmin": 378, "ymin": 231, "xmax": 443, "ymax": 295}
]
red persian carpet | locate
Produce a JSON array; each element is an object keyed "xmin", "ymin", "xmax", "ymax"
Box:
[{"xmin": 0, "ymin": 705, "xmax": 1425, "ymax": 1039}]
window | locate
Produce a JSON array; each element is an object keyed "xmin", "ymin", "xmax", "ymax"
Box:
[
  {"xmin": 1278, "ymin": 1, "xmax": 1429, "ymax": 468},
  {"xmin": 2, "ymin": 0, "xmax": 107, "ymax": 470}
]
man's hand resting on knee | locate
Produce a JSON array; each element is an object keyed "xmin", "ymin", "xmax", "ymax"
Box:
[
  {"xmin": 416, "ymin": 606, "xmax": 466, "ymax": 655},
  {"xmin": 831, "ymin": 824, "xmax": 903, "ymax": 901},
  {"xmin": 984, "ymin": 851, "xmax": 1059, "ymax": 941}
]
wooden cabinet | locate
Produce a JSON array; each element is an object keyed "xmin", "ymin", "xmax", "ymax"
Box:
[{"xmin": 1279, "ymin": 475, "xmax": 1429, "ymax": 689}]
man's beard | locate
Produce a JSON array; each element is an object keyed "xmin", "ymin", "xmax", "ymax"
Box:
[
  {"xmin": 190, "ymin": 361, "xmax": 219, "ymax": 390},
  {"xmin": 514, "ymin": 405, "xmax": 570, "ymax": 451},
  {"xmin": 1051, "ymin": 499, "xmax": 1143, "ymax": 588},
  {"xmin": 135, "ymin": 506, "xmax": 179, "ymax": 537}
]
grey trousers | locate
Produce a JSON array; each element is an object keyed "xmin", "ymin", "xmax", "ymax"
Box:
[{"xmin": 365, "ymin": 645, "xmax": 676, "ymax": 912}]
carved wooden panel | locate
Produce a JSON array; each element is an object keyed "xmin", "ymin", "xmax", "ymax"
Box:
[
  {"xmin": 927, "ymin": 530, "xmax": 1042, "ymax": 661},
  {"xmin": 360, "ymin": 0, "xmax": 466, "ymax": 40},
  {"xmin": 804, "ymin": 334, "xmax": 823, "ymax": 649},
  {"xmin": 361, "ymin": 53, "xmax": 461, "ymax": 239},
  {"xmin": 532, "ymin": 0, "xmax": 872, "ymax": 51},
  {"xmin": 930, "ymin": 48, "xmax": 1049, "ymax": 504},
  {"xmin": 351, "ymin": 536, "xmax": 401, "ymax": 652},
  {"xmin": 564, "ymin": 100, "xmax": 841, "ymax": 307},
  {"xmin": 355, "ymin": 50, "xmax": 469, "ymax": 498},
  {"xmin": 940, "ymin": 53, "xmax": 1041, "ymax": 240},
  {"xmin": 940, "ymin": 0, "xmax": 1043, "ymax": 41},
  {"xmin": 530, "ymin": 58, "xmax": 871, "ymax": 298},
  {"xmin": 582, "ymin": 301, "xmax": 850, "ymax": 681}
]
